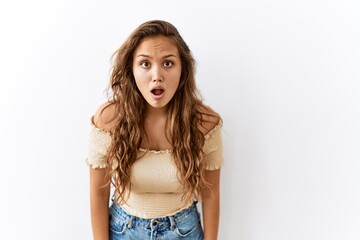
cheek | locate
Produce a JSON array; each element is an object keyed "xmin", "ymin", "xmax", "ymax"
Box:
[
  {"xmin": 133, "ymin": 70, "xmax": 146, "ymax": 89},
  {"xmin": 135, "ymin": 79, "xmax": 146, "ymax": 93},
  {"xmin": 132, "ymin": 68, "xmax": 140, "ymax": 82},
  {"xmin": 173, "ymin": 71, "xmax": 181, "ymax": 89}
]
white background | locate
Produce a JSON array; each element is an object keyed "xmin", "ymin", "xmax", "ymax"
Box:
[{"xmin": 1, "ymin": 0, "xmax": 359, "ymax": 239}]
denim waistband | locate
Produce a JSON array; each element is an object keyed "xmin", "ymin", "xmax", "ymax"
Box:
[{"xmin": 109, "ymin": 201, "xmax": 199, "ymax": 231}]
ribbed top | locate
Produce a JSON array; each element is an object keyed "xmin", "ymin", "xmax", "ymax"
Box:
[{"xmin": 86, "ymin": 119, "xmax": 224, "ymax": 218}]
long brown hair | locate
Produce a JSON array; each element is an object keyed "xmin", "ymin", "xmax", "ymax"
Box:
[{"xmin": 104, "ymin": 20, "xmax": 214, "ymax": 203}]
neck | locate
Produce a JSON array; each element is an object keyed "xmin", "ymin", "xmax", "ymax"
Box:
[{"xmin": 145, "ymin": 105, "xmax": 168, "ymax": 120}]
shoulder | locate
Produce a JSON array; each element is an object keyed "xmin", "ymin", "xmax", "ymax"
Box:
[
  {"xmin": 92, "ymin": 101, "xmax": 118, "ymax": 133},
  {"xmin": 197, "ymin": 103, "xmax": 222, "ymax": 136}
]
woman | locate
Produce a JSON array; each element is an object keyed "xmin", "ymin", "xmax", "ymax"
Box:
[{"xmin": 87, "ymin": 20, "xmax": 223, "ymax": 240}]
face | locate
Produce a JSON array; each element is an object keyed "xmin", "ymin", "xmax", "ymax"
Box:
[{"xmin": 132, "ymin": 35, "xmax": 182, "ymax": 111}]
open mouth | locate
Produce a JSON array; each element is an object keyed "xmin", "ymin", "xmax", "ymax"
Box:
[{"xmin": 151, "ymin": 88, "xmax": 164, "ymax": 96}]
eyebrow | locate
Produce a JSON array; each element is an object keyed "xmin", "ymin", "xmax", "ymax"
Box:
[{"xmin": 136, "ymin": 54, "xmax": 177, "ymax": 59}]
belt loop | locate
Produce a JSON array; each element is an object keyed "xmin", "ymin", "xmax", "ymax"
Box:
[
  {"xmin": 169, "ymin": 216, "xmax": 176, "ymax": 230},
  {"xmin": 128, "ymin": 216, "xmax": 134, "ymax": 228}
]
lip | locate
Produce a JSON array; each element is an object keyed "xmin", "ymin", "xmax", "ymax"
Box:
[
  {"xmin": 150, "ymin": 86, "xmax": 165, "ymax": 100},
  {"xmin": 150, "ymin": 86, "xmax": 165, "ymax": 91}
]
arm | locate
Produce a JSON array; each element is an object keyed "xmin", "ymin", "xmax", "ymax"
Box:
[
  {"xmin": 89, "ymin": 101, "xmax": 116, "ymax": 239},
  {"xmin": 90, "ymin": 167, "xmax": 111, "ymax": 240},
  {"xmin": 201, "ymin": 169, "xmax": 221, "ymax": 240}
]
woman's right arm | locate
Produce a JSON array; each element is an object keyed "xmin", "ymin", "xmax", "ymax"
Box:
[
  {"xmin": 89, "ymin": 102, "xmax": 116, "ymax": 240},
  {"xmin": 90, "ymin": 167, "xmax": 110, "ymax": 240}
]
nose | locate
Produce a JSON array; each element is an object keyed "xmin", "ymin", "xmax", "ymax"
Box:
[{"xmin": 151, "ymin": 65, "xmax": 163, "ymax": 82}]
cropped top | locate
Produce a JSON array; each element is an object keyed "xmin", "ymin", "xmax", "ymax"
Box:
[{"xmin": 86, "ymin": 119, "xmax": 224, "ymax": 219}]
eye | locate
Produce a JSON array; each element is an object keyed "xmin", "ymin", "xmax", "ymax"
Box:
[
  {"xmin": 163, "ymin": 60, "xmax": 174, "ymax": 68},
  {"xmin": 140, "ymin": 61, "xmax": 150, "ymax": 68}
]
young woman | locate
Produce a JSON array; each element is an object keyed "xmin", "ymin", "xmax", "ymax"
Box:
[{"xmin": 87, "ymin": 20, "xmax": 224, "ymax": 240}]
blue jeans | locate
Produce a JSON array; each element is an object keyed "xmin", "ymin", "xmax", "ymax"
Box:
[{"xmin": 109, "ymin": 202, "xmax": 204, "ymax": 240}]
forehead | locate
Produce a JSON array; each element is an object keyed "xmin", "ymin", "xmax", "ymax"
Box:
[{"xmin": 134, "ymin": 36, "xmax": 179, "ymax": 55}]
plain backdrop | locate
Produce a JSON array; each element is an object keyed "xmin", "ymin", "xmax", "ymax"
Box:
[{"xmin": 0, "ymin": 0, "xmax": 359, "ymax": 239}]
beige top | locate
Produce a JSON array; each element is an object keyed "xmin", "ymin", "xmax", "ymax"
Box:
[{"xmin": 86, "ymin": 120, "xmax": 224, "ymax": 219}]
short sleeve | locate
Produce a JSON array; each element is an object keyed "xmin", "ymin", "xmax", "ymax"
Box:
[
  {"xmin": 85, "ymin": 119, "xmax": 112, "ymax": 169},
  {"xmin": 202, "ymin": 124, "xmax": 224, "ymax": 170}
]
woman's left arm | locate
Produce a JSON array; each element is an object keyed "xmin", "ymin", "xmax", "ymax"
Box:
[{"xmin": 201, "ymin": 169, "xmax": 221, "ymax": 240}]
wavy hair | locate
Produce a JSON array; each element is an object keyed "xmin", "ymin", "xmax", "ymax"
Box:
[{"xmin": 103, "ymin": 20, "xmax": 214, "ymax": 203}]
